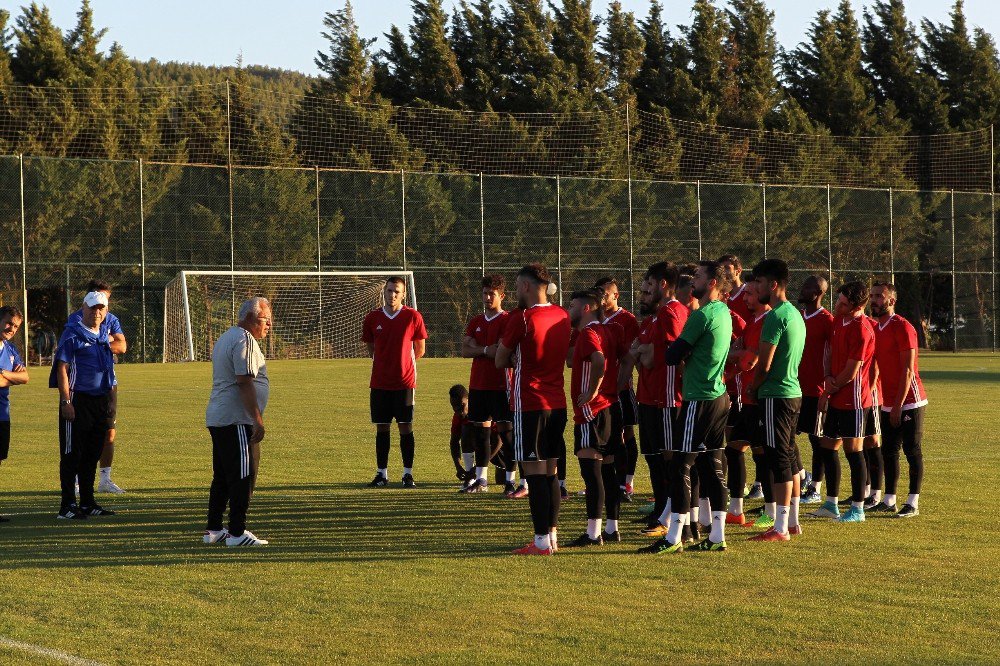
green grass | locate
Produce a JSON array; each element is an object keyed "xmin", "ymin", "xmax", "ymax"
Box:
[{"xmin": 0, "ymin": 353, "xmax": 998, "ymax": 664}]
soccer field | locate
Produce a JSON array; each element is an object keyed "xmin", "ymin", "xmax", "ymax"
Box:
[{"xmin": 0, "ymin": 354, "xmax": 997, "ymax": 664}]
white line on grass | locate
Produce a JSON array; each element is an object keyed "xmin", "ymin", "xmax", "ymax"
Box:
[{"xmin": 0, "ymin": 636, "xmax": 106, "ymax": 666}]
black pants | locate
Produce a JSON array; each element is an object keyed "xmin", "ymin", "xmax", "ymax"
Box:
[
  {"xmin": 207, "ymin": 424, "xmax": 256, "ymax": 537},
  {"xmin": 59, "ymin": 392, "xmax": 111, "ymax": 510}
]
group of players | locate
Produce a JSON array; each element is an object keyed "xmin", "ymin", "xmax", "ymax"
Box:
[{"xmin": 362, "ymin": 254, "xmax": 927, "ymax": 554}]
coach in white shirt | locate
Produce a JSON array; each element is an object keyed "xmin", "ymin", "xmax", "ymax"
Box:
[{"xmin": 203, "ymin": 297, "xmax": 271, "ymax": 547}]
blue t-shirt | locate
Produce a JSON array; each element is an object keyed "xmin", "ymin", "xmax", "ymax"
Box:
[
  {"xmin": 0, "ymin": 339, "xmax": 24, "ymax": 421},
  {"xmin": 49, "ymin": 311, "xmax": 123, "ymax": 389},
  {"xmin": 55, "ymin": 323, "xmax": 117, "ymax": 396}
]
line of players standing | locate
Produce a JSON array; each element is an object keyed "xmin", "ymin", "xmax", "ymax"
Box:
[{"xmin": 361, "ymin": 256, "xmax": 926, "ymax": 554}]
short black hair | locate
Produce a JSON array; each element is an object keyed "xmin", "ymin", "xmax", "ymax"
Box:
[
  {"xmin": 593, "ymin": 276, "xmax": 618, "ymax": 290},
  {"xmin": 645, "ymin": 261, "xmax": 679, "ymax": 289},
  {"xmin": 838, "ymin": 281, "xmax": 870, "ymax": 309},
  {"xmin": 481, "ymin": 274, "xmax": 505, "ymax": 291},
  {"xmin": 716, "ymin": 254, "xmax": 742, "ymax": 271},
  {"xmin": 680, "ymin": 262, "xmax": 699, "ymax": 277},
  {"xmin": 0, "ymin": 305, "xmax": 22, "ymax": 321},
  {"xmin": 570, "ymin": 288, "xmax": 602, "ymax": 310},
  {"xmin": 385, "ymin": 276, "xmax": 407, "ymax": 289},
  {"xmin": 751, "ymin": 258, "xmax": 790, "ymax": 288},
  {"xmin": 677, "ymin": 274, "xmax": 694, "ymax": 291},
  {"xmin": 872, "ymin": 281, "xmax": 897, "ymax": 297},
  {"xmin": 86, "ymin": 279, "xmax": 112, "ymax": 293},
  {"xmin": 449, "ymin": 384, "xmax": 468, "ymax": 400},
  {"xmin": 517, "ymin": 263, "xmax": 552, "ymax": 285},
  {"xmin": 698, "ymin": 260, "xmax": 732, "ymax": 294}
]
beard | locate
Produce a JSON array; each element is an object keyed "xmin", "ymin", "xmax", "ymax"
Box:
[
  {"xmin": 638, "ymin": 301, "xmax": 654, "ymax": 316},
  {"xmin": 570, "ymin": 314, "xmax": 581, "ymax": 328},
  {"xmin": 517, "ymin": 295, "xmax": 527, "ymax": 309},
  {"xmin": 871, "ymin": 304, "xmax": 886, "ymax": 317},
  {"xmin": 757, "ymin": 292, "xmax": 770, "ymax": 305},
  {"xmin": 692, "ymin": 286, "xmax": 706, "ymax": 299},
  {"xmin": 797, "ymin": 292, "xmax": 814, "ymax": 304}
]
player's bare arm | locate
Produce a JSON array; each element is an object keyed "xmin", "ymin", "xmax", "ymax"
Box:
[
  {"xmin": 750, "ymin": 340, "xmax": 777, "ymax": 395},
  {"xmin": 495, "ymin": 343, "xmax": 514, "ymax": 369},
  {"xmin": 460, "ymin": 335, "xmax": 483, "ymax": 358},
  {"xmin": 109, "ymin": 332, "xmax": 127, "ymax": 355},
  {"xmin": 891, "ymin": 348, "xmax": 916, "ymax": 427},
  {"xmin": 413, "ymin": 338, "xmax": 426, "ymax": 360},
  {"xmin": 236, "ymin": 375, "xmax": 265, "ymax": 444},
  {"xmin": 576, "ymin": 351, "xmax": 605, "ymax": 408}
]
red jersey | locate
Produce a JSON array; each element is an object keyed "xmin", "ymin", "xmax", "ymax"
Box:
[
  {"xmin": 502, "ymin": 303, "xmax": 571, "ymax": 411},
  {"xmin": 604, "ymin": 307, "xmax": 639, "ymax": 389},
  {"xmin": 866, "ymin": 315, "xmax": 883, "ymax": 405},
  {"xmin": 725, "ymin": 309, "xmax": 747, "ymax": 396},
  {"xmin": 464, "ymin": 310, "xmax": 511, "ymax": 391},
  {"xmin": 635, "ymin": 316, "xmax": 662, "ymax": 407},
  {"xmin": 570, "ymin": 323, "xmax": 614, "ymax": 424},
  {"xmin": 451, "ymin": 412, "xmax": 468, "ymax": 436},
  {"xmin": 829, "ymin": 314, "xmax": 876, "ymax": 410},
  {"xmin": 736, "ymin": 311, "xmax": 768, "ymax": 407},
  {"xmin": 643, "ymin": 300, "xmax": 688, "ymax": 408},
  {"xmin": 799, "ymin": 307, "xmax": 835, "ymax": 398},
  {"xmin": 873, "ymin": 314, "xmax": 928, "ymax": 410},
  {"xmin": 361, "ymin": 306, "xmax": 427, "ymax": 390},
  {"xmin": 727, "ymin": 284, "xmax": 754, "ymax": 328},
  {"xmin": 597, "ymin": 319, "xmax": 627, "ymax": 401}
]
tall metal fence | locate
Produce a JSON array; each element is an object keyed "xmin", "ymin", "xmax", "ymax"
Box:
[{"xmin": 0, "ymin": 154, "xmax": 994, "ymax": 362}]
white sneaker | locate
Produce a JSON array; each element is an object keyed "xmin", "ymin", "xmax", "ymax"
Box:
[
  {"xmin": 226, "ymin": 530, "xmax": 269, "ymax": 547},
  {"xmin": 98, "ymin": 479, "xmax": 126, "ymax": 494},
  {"xmin": 203, "ymin": 529, "xmax": 229, "ymax": 544}
]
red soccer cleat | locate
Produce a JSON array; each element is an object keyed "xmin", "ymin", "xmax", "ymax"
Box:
[
  {"xmin": 725, "ymin": 512, "xmax": 748, "ymax": 525},
  {"xmin": 788, "ymin": 524, "xmax": 803, "ymax": 536},
  {"xmin": 749, "ymin": 528, "xmax": 791, "ymax": 542},
  {"xmin": 512, "ymin": 542, "xmax": 553, "ymax": 556},
  {"xmin": 510, "ymin": 485, "xmax": 529, "ymax": 499}
]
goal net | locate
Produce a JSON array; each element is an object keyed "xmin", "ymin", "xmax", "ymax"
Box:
[{"xmin": 162, "ymin": 270, "xmax": 417, "ymax": 362}]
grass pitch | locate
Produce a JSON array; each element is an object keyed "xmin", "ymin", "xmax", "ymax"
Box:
[{"xmin": 0, "ymin": 354, "xmax": 997, "ymax": 664}]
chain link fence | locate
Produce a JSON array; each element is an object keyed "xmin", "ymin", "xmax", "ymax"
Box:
[{"xmin": 0, "ymin": 154, "xmax": 994, "ymax": 362}]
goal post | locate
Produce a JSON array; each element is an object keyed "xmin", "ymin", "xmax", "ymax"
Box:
[{"xmin": 162, "ymin": 270, "xmax": 417, "ymax": 362}]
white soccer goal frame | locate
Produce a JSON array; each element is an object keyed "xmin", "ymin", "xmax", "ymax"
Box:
[{"xmin": 162, "ymin": 270, "xmax": 417, "ymax": 362}]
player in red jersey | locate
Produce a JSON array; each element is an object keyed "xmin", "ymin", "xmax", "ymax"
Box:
[
  {"xmin": 496, "ymin": 264, "xmax": 571, "ymax": 555},
  {"xmin": 797, "ymin": 275, "xmax": 835, "ymax": 504},
  {"xmin": 676, "ymin": 271, "xmax": 698, "ymax": 311},
  {"xmin": 811, "ymin": 281, "xmax": 875, "ymax": 523},
  {"xmin": 564, "ymin": 288, "xmax": 622, "ymax": 546},
  {"xmin": 869, "ymin": 283, "xmax": 927, "ymax": 518},
  {"xmin": 361, "ymin": 277, "xmax": 427, "ymax": 488},
  {"xmin": 724, "ymin": 280, "xmax": 771, "ymax": 526},
  {"xmin": 863, "ymin": 312, "xmax": 884, "ymax": 509},
  {"xmin": 719, "ymin": 254, "xmax": 754, "ymax": 324},
  {"xmin": 593, "ymin": 277, "xmax": 641, "ymax": 502},
  {"xmin": 460, "ymin": 275, "xmax": 514, "ymax": 494}
]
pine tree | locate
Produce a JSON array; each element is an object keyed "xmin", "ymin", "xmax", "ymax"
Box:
[
  {"xmin": 500, "ymin": 0, "xmax": 570, "ymax": 112},
  {"xmin": 634, "ymin": 0, "xmax": 671, "ymax": 112},
  {"xmin": 599, "ymin": 1, "xmax": 644, "ymax": 108},
  {"xmin": 724, "ymin": 0, "xmax": 781, "ymax": 130},
  {"xmin": 550, "ymin": 0, "xmax": 607, "ymax": 105},
  {"xmin": 64, "ymin": 0, "xmax": 105, "ymax": 81},
  {"xmin": 407, "ymin": 0, "xmax": 464, "ymax": 107},
  {"xmin": 671, "ymin": 0, "xmax": 732, "ymax": 124},
  {"xmin": 315, "ymin": 0, "xmax": 376, "ymax": 103},
  {"xmin": 452, "ymin": 0, "xmax": 507, "ymax": 110},
  {"xmin": 375, "ymin": 25, "xmax": 415, "ymax": 104}
]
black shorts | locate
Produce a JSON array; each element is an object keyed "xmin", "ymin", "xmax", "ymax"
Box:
[
  {"xmin": 0, "ymin": 420, "xmax": 9, "ymax": 460},
  {"xmin": 726, "ymin": 399, "xmax": 742, "ymax": 428},
  {"xmin": 514, "ymin": 409, "xmax": 567, "ymax": 462},
  {"xmin": 60, "ymin": 392, "xmax": 112, "ymax": 456},
  {"xmin": 760, "ymin": 397, "xmax": 801, "ymax": 482},
  {"xmin": 672, "ymin": 394, "xmax": 730, "ymax": 453},
  {"xmin": 607, "ymin": 401, "xmax": 624, "ymax": 453},
  {"xmin": 468, "ymin": 389, "xmax": 511, "ymax": 424},
  {"xmin": 729, "ymin": 403, "xmax": 761, "ymax": 446},
  {"xmin": 107, "ymin": 385, "xmax": 118, "ymax": 429},
  {"xmin": 879, "ymin": 406, "xmax": 924, "ymax": 454},
  {"xmin": 866, "ymin": 406, "xmax": 882, "ymax": 439},
  {"xmin": 573, "ymin": 408, "xmax": 613, "ymax": 456},
  {"xmin": 796, "ymin": 395, "xmax": 821, "ymax": 435},
  {"xmin": 619, "ymin": 389, "xmax": 638, "ymax": 427},
  {"xmin": 637, "ymin": 403, "xmax": 665, "ymax": 455},
  {"xmin": 821, "ymin": 407, "xmax": 874, "ymax": 440},
  {"xmin": 370, "ymin": 388, "xmax": 414, "ymax": 425}
]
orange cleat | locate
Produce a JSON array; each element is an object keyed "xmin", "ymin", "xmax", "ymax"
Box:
[
  {"xmin": 748, "ymin": 528, "xmax": 790, "ymax": 542},
  {"xmin": 788, "ymin": 524, "xmax": 803, "ymax": 536},
  {"xmin": 512, "ymin": 542, "xmax": 553, "ymax": 556},
  {"xmin": 725, "ymin": 512, "xmax": 748, "ymax": 525}
]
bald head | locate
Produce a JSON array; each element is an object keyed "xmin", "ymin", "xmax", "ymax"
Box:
[{"xmin": 798, "ymin": 274, "xmax": 828, "ymax": 308}]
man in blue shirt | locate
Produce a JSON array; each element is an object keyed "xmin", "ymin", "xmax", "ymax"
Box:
[
  {"xmin": 0, "ymin": 306, "xmax": 29, "ymax": 522},
  {"xmin": 55, "ymin": 291, "xmax": 119, "ymax": 520},
  {"xmin": 52, "ymin": 279, "xmax": 128, "ymax": 494}
]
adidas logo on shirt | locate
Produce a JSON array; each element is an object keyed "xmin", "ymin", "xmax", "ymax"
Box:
[
  {"xmin": 476, "ymin": 327, "xmax": 482, "ymax": 332},
  {"xmin": 376, "ymin": 325, "xmax": 382, "ymax": 331}
]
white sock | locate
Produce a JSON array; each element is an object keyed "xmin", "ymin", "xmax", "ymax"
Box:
[
  {"xmin": 813, "ymin": 480, "xmax": 823, "ymax": 495},
  {"xmin": 534, "ymin": 533, "xmax": 551, "ymax": 550},
  {"xmin": 99, "ymin": 466, "xmax": 111, "ymax": 480},
  {"xmin": 587, "ymin": 519, "xmax": 601, "ymax": 540},
  {"xmin": 625, "ymin": 474, "xmax": 634, "ymax": 486},
  {"xmin": 799, "ymin": 468, "xmax": 807, "ymax": 482},
  {"xmin": 710, "ymin": 511, "xmax": 726, "ymax": 542},
  {"xmin": 519, "ymin": 479, "xmax": 528, "ymax": 489},
  {"xmin": 775, "ymin": 505, "xmax": 790, "ymax": 534},
  {"xmin": 377, "ymin": 467, "xmax": 388, "ymax": 478},
  {"xmin": 907, "ymin": 493, "xmax": 919, "ymax": 509},
  {"xmin": 883, "ymin": 493, "xmax": 897, "ymax": 507},
  {"xmin": 505, "ymin": 470, "xmax": 515, "ymax": 483},
  {"xmin": 475, "ymin": 466, "xmax": 487, "ymax": 482},
  {"xmin": 852, "ymin": 500, "xmax": 864, "ymax": 510},
  {"xmin": 690, "ymin": 505, "xmax": 700, "ymax": 525},
  {"xmin": 666, "ymin": 513, "xmax": 685, "ymax": 544},
  {"xmin": 871, "ymin": 489, "xmax": 882, "ymax": 504},
  {"xmin": 604, "ymin": 519, "xmax": 618, "ymax": 534},
  {"xmin": 765, "ymin": 502, "xmax": 776, "ymax": 519},
  {"xmin": 461, "ymin": 453, "xmax": 474, "ymax": 471},
  {"xmin": 728, "ymin": 497, "xmax": 744, "ymax": 515},
  {"xmin": 684, "ymin": 512, "xmax": 691, "ymax": 525},
  {"xmin": 864, "ymin": 484, "xmax": 871, "ymax": 498},
  {"xmin": 698, "ymin": 498, "xmax": 711, "ymax": 526},
  {"xmin": 549, "ymin": 529, "xmax": 558, "ymax": 549},
  {"xmin": 790, "ymin": 497, "xmax": 800, "ymax": 527},
  {"xmin": 826, "ymin": 495, "xmax": 837, "ymax": 506},
  {"xmin": 657, "ymin": 503, "xmax": 670, "ymax": 525},
  {"xmin": 403, "ymin": 467, "xmax": 413, "ymax": 477}
]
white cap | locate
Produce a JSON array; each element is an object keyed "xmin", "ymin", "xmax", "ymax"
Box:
[{"xmin": 83, "ymin": 291, "xmax": 108, "ymax": 308}]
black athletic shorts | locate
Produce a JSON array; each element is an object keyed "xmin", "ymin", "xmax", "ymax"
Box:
[
  {"xmin": 796, "ymin": 395, "xmax": 821, "ymax": 435},
  {"xmin": 637, "ymin": 403, "xmax": 665, "ymax": 455},
  {"xmin": 729, "ymin": 403, "xmax": 761, "ymax": 445},
  {"xmin": 619, "ymin": 388, "xmax": 638, "ymax": 427},
  {"xmin": 0, "ymin": 420, "xmax": 9, "ymax": 460},
  {"xmin": 760, "ymin": 397, "xmax": 802, "ymax": 482},
  {"xmin": 514, "ymin": 408, "xmax": 567, "ymax": 462},
  {"xmin": 468, "ymin": 388, "xmax": 511, "ymax": 424},
  {"xmin": 370, "ymin": 388, "xmax": 414, "ymax": 425},
  {"xmin": 607, "ymin": 401, "xmax": 624, "ymax": 453},
  {"xmin": 879, "ymin": 406, "xmax": 924, "ymax": 454},
  {"xmin": 573, "ymin": 408, "xmax": 613, "ymax": 456},
  {"xmin": 672, "ymin": 394, "xmax": 730, "ymax": 453},
  {"xmin": 820, "ymin": 406, "xmax": 873, "ymax": 440},
  {"xmin": 726, "ymin": 399, "xmax": 742, "ymax": 428}
]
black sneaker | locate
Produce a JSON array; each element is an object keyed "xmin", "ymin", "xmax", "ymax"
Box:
[
  {"xmin": 894, "ymin": 503, "xmax": 919, "ymax": 518},
  {"xmin": 691, "ymin": 537, "xmax": 727, "ymax": 552},
  {"xmin": 455, "ymin": 469, "xmax": 466, "ymax": 481},
  {"xmin": 560, "ymin": 485, "xmax": 569, "ymax": 499},
  {"xmin": 636, "ymin": 537, "xmax": 683, "ymax": 554},
  {"xmin": 81, "ymin": 505, "xmax": 116, "ymax": 516},
  {"xmin": 689, "ymin": 522, "xmax": 701, "ymax": 542},
  {"xmin": 869, "ymin": 501, "xmax": 897, "ymax": 513},
  {"xmin": 565, "ymin": 533, "xmax": 603, "ymax": 547},
  {"xmin": 863, "ymin": 494, "xmax": 880, "ymax": 511},
  {"xmin": 502, "ymin": 481, "xmax": 517, "ymax": 497},
  {"xmin": 460, "ymin": 479, "xmax": 487, "ymax": 493},
  {"xmin": 57, "ymin": 505, "xmax": 87, "ymax": 520},
  {"xmin": 367, "ymin": 474, "xmax": 388, "ymax": 488},
  {"xmin": 838, "ymin": 497, "xmax": 852, "ymax": 506},
  {"xmin": 402, "ymin": 473, "xmax": 417, "ymax": 489},
  {"xmin": 620, "ymin": 487, "xmax": 633, "ymax": 503},
  {"xmin": 603, "ymin": 530, "xmax": 621, "ymax": 543}
]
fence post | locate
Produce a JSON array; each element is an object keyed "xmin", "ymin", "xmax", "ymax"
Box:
[
  {"xmin": 18, "ymin": 154, "xmax": 28, "ymax": 362},
  {"xmin": 888, "ymin": 187, "xmax": 894, "ymax": 283},
  {"xmin": 138, "ymin": 159, "xmax": 147, "ymax": 363},
  {"xmin": 400, "ymin": 169, "xmax": 407, "ymax": 270},
  {"xmin": 992, "ymin": 125, "xmax": 996, "ymax": 353},
  {"xmin": 556, "ymin": 175, "xmax": 563, "ymax": 306},
  {"xmin": 226, "ymin": 80, "xmax": 236, "ymax": 320},
  {"xmin": 625, "ymin": 103, "xmax": 635, "ymax": 309},
  {"xmin": 480, "ymin": 172, "xmax": 486, "ymax": 277},
  {"xmin": 826, "ymin": 184, "xmax": 834, "ymax": 309},
  {"xmin": 951, "ymin": 189, "xmax": 957, "ymax": 352},
  {"xmin": 696, "ymin": 180, "xmax": 703, "ymax": 260},
  {"xmin": 762, "ymin": 183, "xmax": 767, "ymax": 259},
  {"xmin": 315, "ymin": 165, "xmax": 323, "ymax": 359}
]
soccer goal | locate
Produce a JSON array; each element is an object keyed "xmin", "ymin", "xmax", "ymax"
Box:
[{"xmin": 162, "ymin": 270, "xmax": 417, "ymax": 362}]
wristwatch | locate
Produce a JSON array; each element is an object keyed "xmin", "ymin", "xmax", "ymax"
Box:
[{"xmin": 61, "ymin": 399, "xmax": 72, "ymax": 405}]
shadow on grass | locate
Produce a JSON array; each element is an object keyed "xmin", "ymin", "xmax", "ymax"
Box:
[
  {"xmin": 0, "ymin": 482, "xmax": 549, "ymax": 568},
  {"xmin": 920, "ymin": 369, "xmax": 998, "ymax": 383}
]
